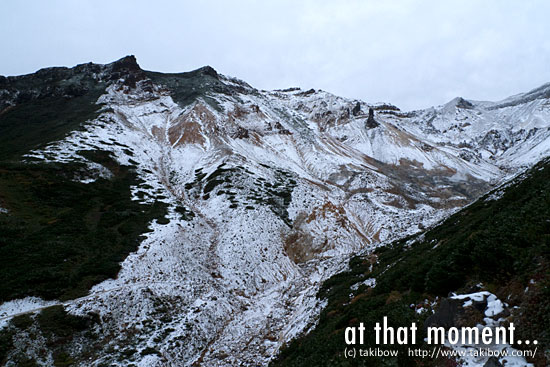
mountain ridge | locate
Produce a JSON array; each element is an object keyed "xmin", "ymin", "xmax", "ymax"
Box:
[{"xmin": 4, "ymin": 55, "xmax": 550, "ymax": 113}]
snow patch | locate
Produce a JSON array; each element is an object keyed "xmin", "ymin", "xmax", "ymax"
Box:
[
  {"xmin": 0, "ymin": 297, "xmax": 58, "ymax": 329},
  {"xmin": 350, "ymin": 278, "xmax": 376, "ymax": 291}
]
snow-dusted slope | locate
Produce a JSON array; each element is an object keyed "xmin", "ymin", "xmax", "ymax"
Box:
[
  {"xmin": 402, "ymin": 86, "xmax": 550, "ymax": 172},
  {"xmin": 2, "ymin": 57, "xmax": 550, "ymax": 366}
]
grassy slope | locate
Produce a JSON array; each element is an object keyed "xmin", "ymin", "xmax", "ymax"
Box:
[
  {"xmin": 145, "ymin": 68, "xmax": 224, "ymax": 111},
  {"xmin": 0, "ymin": 92, "xmax": 104, "ymax": 160},
  {"xmin": 0, "ymin": 151, "xmax": 167, "ymax": 302},
  {"xmin": 145, "ymin": 66, "xmax": 254, "ymax": 111},
  {"xmin": 0, "ymin": 67, "xmax": 169, "ymax": 303},
  {"xmin": 272, "ymin": 159, "xmax": 550, "ymax": 367},
  {"xmin": 0, "ymin": 305, "xmax": 101, "ymax": 366},
  {"xmin": 0, "ymin": 66, "xmax": 107, "ymax": 161},
  {"xmin": 0, "ymin": 66, "xmax": 172, "ymax": 366}
]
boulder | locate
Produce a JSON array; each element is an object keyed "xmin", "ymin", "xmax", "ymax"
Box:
[{"xmin": 424, "ymin": 298, "xmax": 464, "ymax": 329}]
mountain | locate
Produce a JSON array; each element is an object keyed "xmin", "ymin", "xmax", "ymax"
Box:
[{"xmin": 0, "ymin": 56, "xmax": 549, "ymax": 366}]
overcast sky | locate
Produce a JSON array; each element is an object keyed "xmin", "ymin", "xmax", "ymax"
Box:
[{"xmin": 1, "ymin": 0, "xmax": 550, "ymax": 111}]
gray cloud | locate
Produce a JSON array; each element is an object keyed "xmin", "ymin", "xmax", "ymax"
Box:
[{"xmin": 1, "ymin": 0, "xmax": 549, "ymax": 110}]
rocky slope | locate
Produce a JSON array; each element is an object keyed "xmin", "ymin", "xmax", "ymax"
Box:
[
  {"xmin": 1, "ymin": 56, "xmax": 550, "ymax": 366},
  {"xmin": 273, "ymin": 156, "xmax": 550, "ymax": 367}
]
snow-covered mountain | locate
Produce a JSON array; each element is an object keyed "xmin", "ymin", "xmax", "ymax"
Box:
[{"xmin": 1, "ymin": 56, "xmax": 550, "ymax": 366}]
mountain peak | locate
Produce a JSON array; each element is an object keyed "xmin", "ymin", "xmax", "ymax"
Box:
[
  {"xmin": 445, "ymin": 96, "xmax": 474, "ymax": 109},
  {"xmin": 109, "ymin": 55, "xmax": 141, "ymax": 71},
  {"xmin": 106, "ymin": 55, "xmax": 146, "ymax": 87},
  {"xmin": 196, "ymin": 65, "xmax": 219, "ymax": 79}
]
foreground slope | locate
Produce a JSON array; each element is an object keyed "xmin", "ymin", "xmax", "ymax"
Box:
[
  {"xmin": 0, "ymin": 56, "xmax": 549, "ymax": 366},
  {"xmin": 273, "ymin": 157, "xmax": 550, "ymax": 367}
]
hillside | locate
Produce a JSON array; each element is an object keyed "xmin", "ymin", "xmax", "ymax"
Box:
[{"xmin": 273, "ymin": 157, "xmax": 550, "ymax": 367}]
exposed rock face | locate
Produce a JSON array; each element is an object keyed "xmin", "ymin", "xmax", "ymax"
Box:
[
  {"xmin": 198, "ymin": 65, "xmax": 220, "ymax": 79},
  {"xmin": 352, "ymin": 101, "xmax": 361, "ymax": 116},
  {"xmin": 365, "ymin": 107, "xmax": 379, "ymax": 128},
  {"xmin": 107, "ymin": 55, "xmax": 147, "ymax": 87},
  {"xmin": 456, "ymin": 97, "xmax": 474, "ymax": 109}
]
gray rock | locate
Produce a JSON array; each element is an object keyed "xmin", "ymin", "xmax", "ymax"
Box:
[
  {"xmin": 352, "ymin": 102, "xmax": 361, "ymax": 116},
  {"xmin": 366, "ymin": 108, "xmax": 379, "ymax": 128},
  {"xmin": 423, "ymin": 298, "xmax": 464, "ymax": 329},
  {"xmin": 483, "ymin": 356, "xmax": 503, "ymax": 367}
]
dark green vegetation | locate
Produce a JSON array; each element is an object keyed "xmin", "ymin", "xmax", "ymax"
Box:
[
  {"xmin": 272, "ymin": 158, "xmax": 550, "ymax": 366},
  {"xmin": 0, "ymin": 91, "xmax": 105, "ymax": 160},
  {"xmin": 0, "ymin": 151, "xmax": 167, "ymax": 302},
  {"xmin": 0, "ymin": 57, "xmax": 168, "ymax": 303},
  {"xmin": 175, "ymin": 205, "xmax": 196, "ymax": 221},
  {"xmin": 0, "ymin": 305, "xmax": 100, "ymax": 366},
  {"xmin": 145, "ymin": 66, "xmax": 251, "ymax": 111},
  {"xmin": 0, "ymin": 64, "xmax": 107, "ymax": 160},
  {"xmin": 0, "ymin": 60, "xmax": 135, "ymax": 367},
  {"xmin": 185, "ymin": 164, "xmax": 297, "ymax": 225},
  {"xmin": 1, "ymin": 302, "xmax": 168, "ymax": 366}
]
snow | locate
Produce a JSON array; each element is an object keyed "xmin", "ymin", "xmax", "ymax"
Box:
[
  {"xmin": 350, "ymin": 278, "xmax": 376, "ymax": 291},
  {"xmin": 448, "ymin": 291, "xmax": 532, "ymax": 367},
  {"xmin": 451, "ymin": 291, "xmax": 491, "ymax": 302},
  {"xmin": 451, "ymin": 291, "xmax": 505, "ymax": 318},
  {"xmin": 485, "ymin": 294, "xmax": 504, "ymax": 317},
  {"xmin": 0, "ymin": 297, "xmax": 58, "ymax": 329}
]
